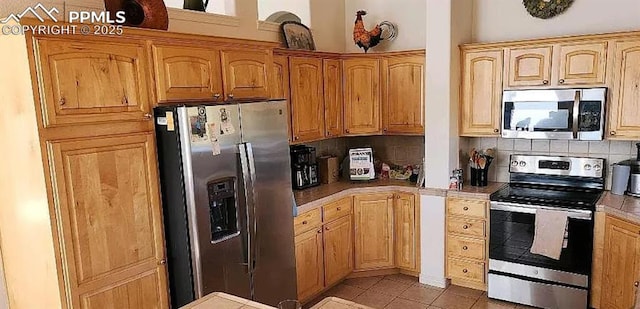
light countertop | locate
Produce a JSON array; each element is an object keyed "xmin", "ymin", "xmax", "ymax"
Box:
[
  {"xmin": 446, "ymin": 182, "xmax": 507, "ymax": 200},
  {"xmin": 180, "ymin": 293, "xmax": 372, "ymax": 309},
  {"xmin": 597, "ymin": 191, "xmax": 640, "ymax": 224}
]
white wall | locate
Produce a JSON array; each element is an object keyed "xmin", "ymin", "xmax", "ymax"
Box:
[
  {"xmin": 344, "ymin": 0, "xmax": 426, "ymax": 53},
  {"xmin": 258, "ymin": 0, "xmax": 311, "ymax": 26},
  {"xmin": 164, "ymin": 0, "xmax": 236, "ymax": 16},
  {"xmin": 473, "ymin": 0, "xmax": 640, "ymax": 42}
]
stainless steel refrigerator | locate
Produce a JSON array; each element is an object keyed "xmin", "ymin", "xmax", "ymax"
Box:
[{"xmin": 154, "ymin": 101, "xmax": 297, "ymax": 308}]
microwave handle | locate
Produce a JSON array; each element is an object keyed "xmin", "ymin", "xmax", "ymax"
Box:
[{"xmin": 572, "ymin": 91, "xmax": 580, "ymax": 139}]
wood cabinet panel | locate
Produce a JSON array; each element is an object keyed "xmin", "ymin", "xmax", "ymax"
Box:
[
  {"xmin": 272, "ymin": 55, "xmax": 292, "ymax": 142},
  {"xmin": 394, "ymin": 193, "xmax": 417, "ymax": 271},
  {"xmin": 323, "ymin": 59, "xmax": 344, "ymax": 138},
  {"xmin": 460, "ymin": 50, "xmax": 503, "ymax": 136},
  {"xmin": 447, "ymin": 198, "xmax": 487, "ymax": 219},
  {"xmin": 47, "ymin": 133, "xmax": 168, "ymax": 307},
  {"xmin": 294, "ymin": 208, "xmax": 322, "ymax": 236},
  {"xmin": 354, "ymin": 193, "xmax": 393, "ymax": 270},
  {"xmin": 80, "ymin": 269, "xmax": 167, "ymax": 309},
  {"xmin": 295, "ymin": 227, "xmax": 324, "ymax": 301},
  {"xmin": 323, "ymin": 215, "xmax": 353, "ymax": 287},
  {"xmin": 447, "ymin": 258, "xmax": 485, "ymax": 284},
  {"xmin": 36, "ymin": 39, "xmax": 151, "ymax": 126},
  {"xmin": 221, "ymin": 49, "xmax": 272, "ymax": 100},
  {"xmin": 289, "ymin": 57, "xmax": 325, "ymax": 142},
  {"xmin": 447, "ymin": 217, "xmax": 486, "ymax": 238},
  {"xmin": 343, "ymin": 59, "xmax": 381, "ymax": 135},
  {"xmin": 555, "ymin": 42, "xmax": 607, "ymax": 85},
  {"xmin": 322, "ymin": 196, "xmax": 352, "ymax": 223},
  {"xmin": 382, "ymin": 56, "xmax": 424, "ymax": 135},
  {"xmin": 447, "ymin": 236, "xmax": 485, "ymax": 260},
  {"xmin": 609, "ymin": 40, "xmax": 640, "ymax": 139},
  {"xmin": 600, "ymin": 216, "xmax": 640, "ymax": 309},
  {"xmin": 152, "ymin": 45, "xmax": 223, "ymax": 103},
  {"xmin": 506, "ymin": 46, "xmax": 553, "ymax": 87}
]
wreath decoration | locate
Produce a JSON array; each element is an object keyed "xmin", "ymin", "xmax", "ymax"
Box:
[{"xmin": 523, "ymin": 0, "xmax": 574, "ymax": 19}]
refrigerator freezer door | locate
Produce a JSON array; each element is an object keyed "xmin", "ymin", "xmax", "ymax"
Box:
[
  {"xmin": 239, "ymin": 101, "xmax": 298, "ymax": 305},
  {"xmin": 177, "ymin": 105, "xmax": 252, "ymax": 301}
]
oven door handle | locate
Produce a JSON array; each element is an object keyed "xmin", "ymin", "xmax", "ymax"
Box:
[
  {"xmin": 490, "ymin": 201, "xmax": 592, "ymax": 220},
  {"xmin": 572, "ymin": 90, "xmax": 581, "ymax": 139}
]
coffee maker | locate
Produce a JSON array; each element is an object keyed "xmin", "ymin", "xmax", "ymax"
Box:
[
  {"xmin": 290, "ymin": 145, "xmax": 319, "ymax": 190},
  {"xmin": 613, "ymin": 143, "xmax": 640, "ymax": 197}
]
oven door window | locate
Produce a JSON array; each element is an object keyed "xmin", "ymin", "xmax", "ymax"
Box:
[
  {"xmin": 489, "ymin": 210, "xmax": 593, "ymax": 275},
  {"xmin": 503, "ymin": 101, "xmax": 574, "ymax": 132}
]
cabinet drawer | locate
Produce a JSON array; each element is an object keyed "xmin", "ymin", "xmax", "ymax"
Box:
[
  {"xmin": 447, "ymin": 198, "xmax": 487, "ymax": 218},
  {"xmin": 447, "ymin": 258, "xmax": 485, "ymax": 283},
  {"xmin": 294, "ymin": 208, "xmax": 321, "ymax": 235},
  {"xmin": 447, "ymin": 235, "xmax": 485, "ymax": 260},
  {"xmin": 323, "ymin": 197, "xmax": 353, "ymax": 222},
  {"xmin": 447, "ymin": 217, "xmax": 485, "ymax": 238}
]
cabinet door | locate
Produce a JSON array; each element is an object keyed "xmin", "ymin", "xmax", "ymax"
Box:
[
  {"xmin": 323, "ymin": 59, "xmax": 343, "ymax": 138},
  {"xmin": 323, "ymin": 215, "xmax": 353, "ymax": 287},
  {"xmin": 343, "ymin": 59, "xmax": 381, "ymax": 135},
  {"xmin": 382, "ymin": 56, "xmax": 425, "ymax": 135},
  {"xmin": 272, "ymin": 55, "xmax": 292, "ymax": 142},
  {"xmin": 555, "ymin": 42, "xmax": 607, "ymax": 85},
  {"xmin": 153, "ymin": 45, "xmax": 223, "ymax": 103},
  {"xmin": 394, "ymin": 193, "xmax": 417, "ymax": 272},
  {"xmin": 460, "ymin": 50, "xmax": 503, "ymax": 136},
  {"xmin": 47, "ymin": 133, "xmax": 168, "ymax": 308},
  {"xmin": 36, "ymin": 39, "xmax": 151, "ymax": 127},
  {"xmin": 506, "ymin": 46, "xmax": 552, "ymax": 87},
  {"xmin": 354, "ymin": 193, "xmax": 394, "ymax": 270},
  {"xmin": 289, "ymin": 57, "xmax": 325, "ymax": 143},
  {"xmin": 295, "ymin": 227, "xmax": 324, "ymax": 301},
  {"xmin": 220, "ymin": 49, "xmax": 272, "ymax": 100},
  {"xmin": 601, "ymin": 216, "xmax": 640, "ymax": 309},
  {"xmin": 609, "ymin": 40, "xmax": 640, "ymax": 140}
]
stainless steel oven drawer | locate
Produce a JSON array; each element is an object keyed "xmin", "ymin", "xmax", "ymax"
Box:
[{"xmin": 488, "ymin": 273, "xmax": 588, "ymax": 309}]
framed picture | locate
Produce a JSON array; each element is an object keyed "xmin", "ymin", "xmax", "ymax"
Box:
[{"xmin": 280, "ymin": 21, "xmax": 316, "ymax": 51}]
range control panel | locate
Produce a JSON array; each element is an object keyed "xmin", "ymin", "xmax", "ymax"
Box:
[{"xmin": 510, "ymin": 154, "xmax": 604, "ymax": 178}]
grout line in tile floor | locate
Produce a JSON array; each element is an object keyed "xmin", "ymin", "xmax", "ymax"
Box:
[{"xmin": 304, "ymin": 274, "xmax": 537, "ymax": 309}]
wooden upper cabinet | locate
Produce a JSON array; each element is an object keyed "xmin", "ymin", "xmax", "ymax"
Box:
[
  {"xmin": 554, "ymin": 41, "xmax": 607, "ymax": 85},
  {"xmin": 323, "ymin": 215, "xmax": 353, "ymax": 287},
  {"xmin": 36, "ymin": 39, "xmax": 151, "ymax": 127},
  {"xmin": 600, "ymin": 216, "xmax": 640, "ymax": 309},
  {"xmin": 354, "ymin": 193, "xmax": 394, "ymax": 270},
  {"xmin": 382, "ymin": 55, "xmax": 425, "ymax": 135},
  {"xmin": 460, "ymin": 49, "xmax": 504, "ymax": 136},
  {"xmin": 152, "ymin": 45, "xmax": 223, "ymax": 103},
  {"xmin": 343, "ymin": 59, "xmax": 381, "ymax": 135},
  {"xmin": 505, "ymin": 46, "xmax": 552, "ymax": 87},
  {"xmin": 294, "ymin": 227, "xmax": 324, "ymax": 302},
  {"xmin": 394, "ymin": 193, "xmax": 418, "ymax": 272},
  {"xmin": 47, "ymin": 133, "xmax": 168, "ymax": 308},
  {"xmin": 609, "ymin": 40, "xmax": 640, "ymax": 139},
  {"xmin": 272, "ymin": 55, "xmax": 290, "ymax": 100},
  {"xmin": 323, "ymin": 59, "xmax": 344, "ymax": 138},
  {"xmin": 221, "ymin": 49, "xmax": 272, "ymax": 100},
  {"xmin": 289, "ymin": 57, "xmax": 325, "ymax": 143}
]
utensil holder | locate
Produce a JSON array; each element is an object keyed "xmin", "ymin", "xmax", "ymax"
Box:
[{"xmin": 471, "ymin": 168, "xmax": 488, "ymax": 187}]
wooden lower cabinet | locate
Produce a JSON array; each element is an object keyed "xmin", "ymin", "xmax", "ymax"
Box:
[
  {"xmin": 47, "ymin": 132, "xmax": 169, "ymax": 308},
  {"xmin": 592, "ymin": 214, "xmax": 640, "ymax": 309},
  {"xmin": 294, "ymin": 227, "xmax": 325, "ymax": 301},
  {"xmin": 394, "ymin": 193, "xmax": 419, "ymax": 272},
  {"xmin": 323, "ymin": 215, "xmax": 354, "ymax": 287},
  {"xmin": 354, "ymin": 193, "xmax": 394, "ymax": 270}
]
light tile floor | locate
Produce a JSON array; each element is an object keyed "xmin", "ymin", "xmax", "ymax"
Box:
[{"xmin": 304, "ymin": 274, "xmax": 537, "ymax": 309}]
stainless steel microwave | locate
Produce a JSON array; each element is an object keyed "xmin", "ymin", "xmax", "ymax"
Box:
[{"xmin": 501, "ymin": 88, "xmax": 606, "ymax": 141}]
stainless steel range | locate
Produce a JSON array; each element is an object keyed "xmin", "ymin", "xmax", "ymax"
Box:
[{"xmin": 488, "ymin": 155, "xmax": 605, "ymax": 309}]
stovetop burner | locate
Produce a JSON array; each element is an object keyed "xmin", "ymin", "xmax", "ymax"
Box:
[{"xmin": 491, "ymin": 183, "xmax": 602, "ymax": 211}]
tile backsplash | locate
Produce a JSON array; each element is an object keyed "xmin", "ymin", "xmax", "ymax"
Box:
[
  {"xmin": 461, "ymin": 138, "xmax": 640, "ymax": 189},
  {"xmin": 305, "ymin": 136, "xmax": 425, "ymax": 167}
]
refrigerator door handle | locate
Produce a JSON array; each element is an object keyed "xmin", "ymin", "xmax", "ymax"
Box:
[
  {"xmin": 245, "ymin": 142, "xmax": 259, "ymax": 268},
  {"xmin": 239, "ymin": 143, "xmax": 253, "ymax": 274}
]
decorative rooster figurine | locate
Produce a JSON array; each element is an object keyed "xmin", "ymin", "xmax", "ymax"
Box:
[{"xmin": 353, "ymin": 10, "xmax": 397, "ymax": 53}]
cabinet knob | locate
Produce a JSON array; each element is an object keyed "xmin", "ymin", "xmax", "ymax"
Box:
[
  {"xmin": 214, "ymin": 93, "xmax": 221, "ymax": 100},
  {"xmin": 383, "ymin": 128, "xmax": 388, "ymax": 133},
  {"xmin": 559, "ymin": 79, "xmax": 565, "ymax": 84},
  {"xmin": 542, "ymin": 80, "xmax": 549, "ymax": 85},
  {"xmin": 325, "ymin": 227, "xmax": 330, "ymax": 231},
  {"xmin": 159, "ymin": 259, "xmax": 167, "ymax": 265},
  {"xmin": 122, "ymin": 96, "xmax": 129, "ymax": 105},
  {"xmin": 635, "ymin": 281, "xmax": 639, "ymax": 287},
  {"xmin": 336, "ymin": 207, "xmax": 341, "ymax": 211},
  {"xmin": 345, "ymin": 129, "xmax": 350, "ymax": 134},
  {"xmin": 327, "ymin": 131, "xmax": 331, "ymax": 136},
  {"xmin": 463, "ymin": 206, "xmax": 469, "ymax": 211},
  {"xmin": 228, "ymin": 94, "xmax": 235, "ymax": 100},
  {"xmin": 59, "ymin": 97, "xmax": 66, "ymax": 106},
  {"xmin": 144, "ymin": 113, "xmax": 153, "ymax": 120},
  {"xmin": 302, "ymin": 220, "xmax": 308, "ymax": 225},
  {"xmin": 317, "ymin": 229, "xmax": 322, "ymax": 234},
  {"xmin": 462, "ymin": 269, "xmax": 468, "ymax": 273},
  {"xmin": 462, "ymin": 246, "xmax": 468, "ymax": 250},
  {"xmin": 463, "ymin": 225, "xmax": 469, "ymax": 230},
  {"xmin": 493, "ymin": 129, "xmax": 499, "ymax": 133},
  {"xmin": 294, "ymin": 136, "xmax": 299, "ymax": 141},
  {"xmin": 610, "ymin": 131, "xmax": 617, "ymax": 136}
]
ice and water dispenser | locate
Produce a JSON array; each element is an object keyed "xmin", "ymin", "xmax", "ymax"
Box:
[{"xmin": 207, "ymin": 178, "xmax": 239, "ymax": 243}]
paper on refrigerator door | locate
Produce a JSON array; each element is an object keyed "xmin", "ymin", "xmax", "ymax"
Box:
[
  {"xmin": 349, "ymin": 148, "xmax": 375, "ymax": 181},
  {"xmin": 218, "ymin": 108, "xmax": 235, "ymax": 135},
  {"xmin": 207, "ymin": 123, "xmax": 221, "ymax": 156}
]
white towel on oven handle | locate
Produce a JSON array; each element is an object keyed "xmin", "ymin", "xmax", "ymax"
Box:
[{"xmin": 530, "ymin": 209, "xmax": 569, "ymax": 260}]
